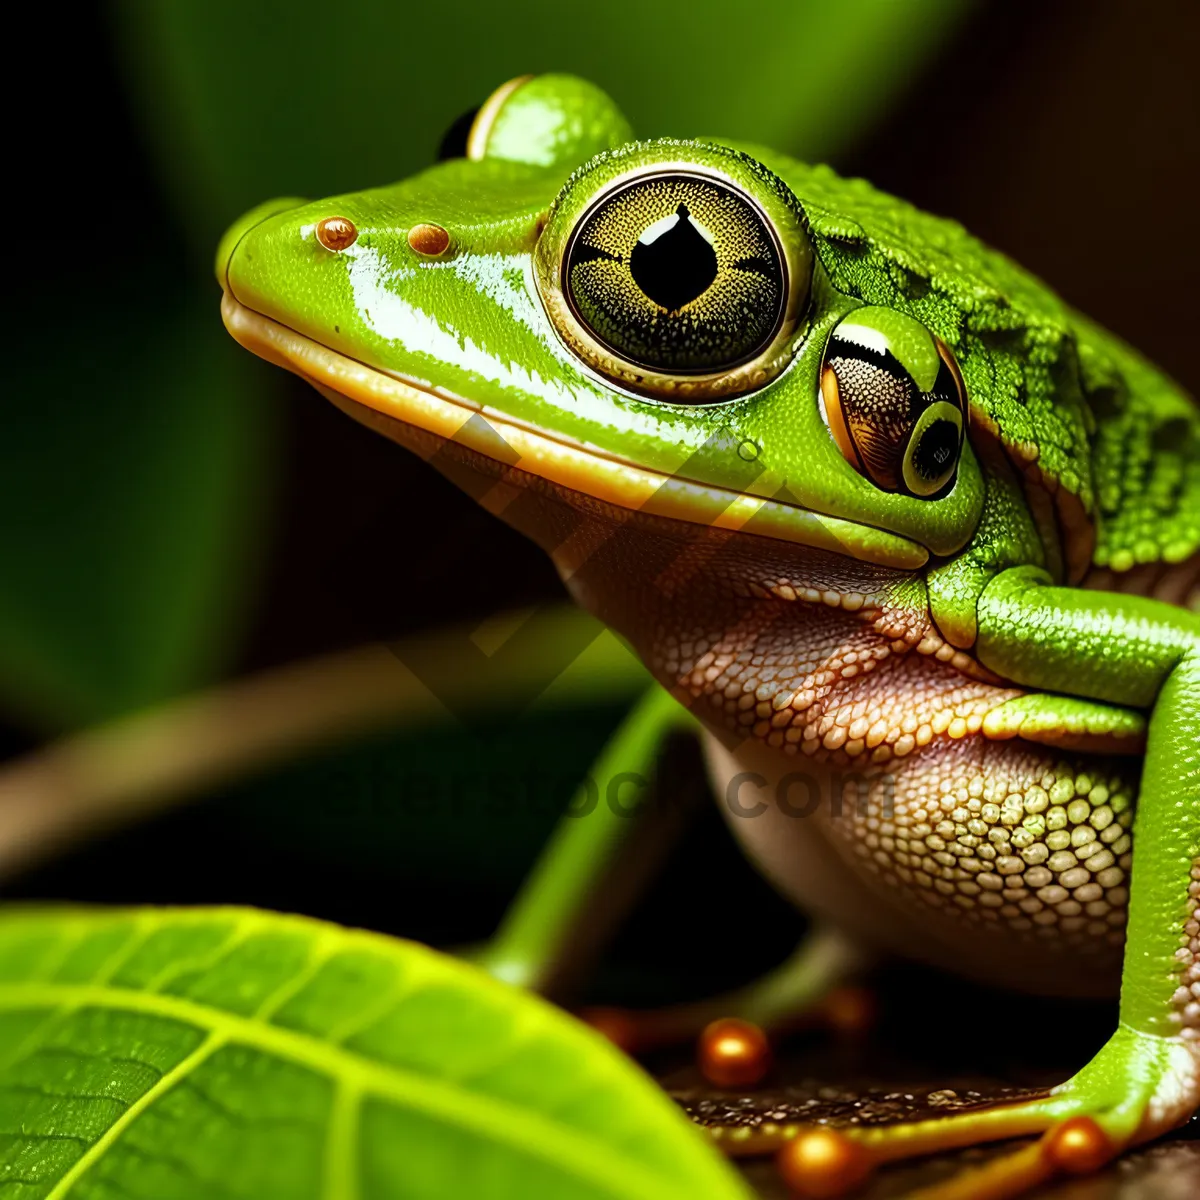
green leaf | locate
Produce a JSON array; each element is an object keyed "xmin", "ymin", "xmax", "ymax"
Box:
[
  {"xmin": 0, "ymin": 299, "xmax": 275, "ymax": 730},
  {"xmin": 0, "ymin": 906, "xmax": 750, "ymax": 1199},
  {"xmin": 114, "ymin": 0, "xmax": 969, "ymax": 250}
]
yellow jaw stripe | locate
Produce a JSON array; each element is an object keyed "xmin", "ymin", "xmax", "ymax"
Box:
[{"xmin": 221, "ymin": 293, "xmax": 927, "ymax": 570}]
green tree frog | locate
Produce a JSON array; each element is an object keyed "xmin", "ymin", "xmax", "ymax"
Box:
[{"xmin": 218, "ymin": 75, "xmax": 1199, "ymax": 1198}]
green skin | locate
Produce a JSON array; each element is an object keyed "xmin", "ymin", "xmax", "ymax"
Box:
[{"xmin": 220, "ymin": 75, "xmax": 1199, "ymax": 1174}]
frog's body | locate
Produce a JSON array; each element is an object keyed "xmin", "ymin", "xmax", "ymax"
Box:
[{"xmin": 220, "ymin": 76, "xmax": 1198, "ymax": 1197}]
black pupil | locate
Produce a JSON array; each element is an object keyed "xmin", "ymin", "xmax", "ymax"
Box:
[
  {"xmin": 913, "ymin": 418, "xmax": 959, "ymax": 480},
  {"xmin": 629, "ymin": 204, "xmax": 718, "ymax": 311},
  {"xmin": 437, "ymin": 105, "xmax": 480, "ymax": 161}
]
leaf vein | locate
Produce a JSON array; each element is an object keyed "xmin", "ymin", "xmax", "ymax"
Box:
[
  {"xmin": 1, "ymin": 1081, "xmax": 133, "ymax": 1105},
  {"xmin": 41, "ymin": 1032, "xmax": 224, "ymax": 1199},
  {"xmin": 141, "ymin": 923, "xmax": 252, "ymax": 995},
  {"xmin": 108, "ymin": 1135, "xmax": 244, "ymax": 1200},
  {"xmin": 89, "ymin": 917, "xmax": 155, "ymax": 988},
  {"xmin": 322, "ymin": 1082, "xmax": 360, "ymax": 1200},
  {"xmin": 0, "ymin": 1006, "xmax": 76, "ymax": 1077},
  {"xmin": 177, "ymin": 1072, "xmax": 321, "ymax": 1133},
  {"xmin": 250, "ymin": 931, "xmax": 338, "ymax": 1023},
  {"xmin": 0, "ymin": 1131, "xmax": 90, "ymax": 1146}
]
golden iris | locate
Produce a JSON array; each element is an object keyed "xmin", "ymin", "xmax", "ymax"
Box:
[{"xmin": 563, "ymin": 172, "xmax": 787, "ymax": 374}]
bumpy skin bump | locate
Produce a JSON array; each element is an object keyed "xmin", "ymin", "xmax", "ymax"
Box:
[
  {"xmin": 1170, "ymin": 861, "xmax": 1200, "ymax": 1040},
  {"xmin": 1079, "ymin": 329, "xmax": 1200, "ymax": 573},
  {"xmin": 664, "ymin": 581, "xmax": 1006, "ymax": 764},
  {"xmin": 821, "ymin": 742, "xmax": 1136, "ymax": 953}
]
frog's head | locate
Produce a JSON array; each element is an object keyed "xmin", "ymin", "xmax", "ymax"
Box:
[{"xmin": 220, "ymin": 75, "xmax": 987, "ymax": 713}]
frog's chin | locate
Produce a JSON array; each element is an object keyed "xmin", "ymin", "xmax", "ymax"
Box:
[{"xmin": 221, "ymin": 292, "xmax": 928, "ymax": 571}]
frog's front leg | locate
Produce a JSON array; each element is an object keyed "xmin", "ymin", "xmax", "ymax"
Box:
[
  {"xmin": 973, "ymin": 568, "xmax": 1200, "ymax": 1143},
  {"xmin": 475, "ymin": 687, "xmax": 871, "ymax": 1065},
  {"xmin": 774, "ymin": 568, "xmax": 1198, "ymax": 1200},
  {"xmin": 473, "ymin": 686, "xmax": 694, "ymax": 994}
]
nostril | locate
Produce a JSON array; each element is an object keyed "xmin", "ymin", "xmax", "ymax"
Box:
[
  {"xmin": 408, "ymin": 223, "xmax": 451, "ymax": 257},
  {"xmin": 316, "ymin": 216, "xmax": 358, "ymax": 252}
]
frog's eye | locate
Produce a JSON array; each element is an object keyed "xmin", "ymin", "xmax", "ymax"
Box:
[
  {"xmin": 819, "ymin": 306, "xmax": 966, "ymax": 498},
  {"xmin": 536, "ymin": 162, "xmax": 812, "ymax": 402},
  {"xmin": 437, "ymin": 76, "xmax": 631, "ymax": 168},
  {"xmin": 437, "ymin": 104, "xmax": 482, "ymax": 161}
]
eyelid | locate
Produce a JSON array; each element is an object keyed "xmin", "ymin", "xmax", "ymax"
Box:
[
  {"xmin": 820, "ymin": 365, "xmax": 863, "ymax": 472},
  {"xmin": 935, "ymin": 335, "xmax": 968, "ymax": 420}
]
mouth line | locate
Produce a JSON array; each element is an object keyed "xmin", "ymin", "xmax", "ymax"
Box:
[{"xmin": 220, "ymin": 292, "xmax": 928, "ymax": 570}]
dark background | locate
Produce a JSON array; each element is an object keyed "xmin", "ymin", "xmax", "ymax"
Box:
[{"xmin": 4, "ymin": 0, "xmax": 1198, "ymax": 1019}]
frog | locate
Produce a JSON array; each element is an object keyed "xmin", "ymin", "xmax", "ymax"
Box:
[{"xmin": 217, "ymin": 74, "xmax": 1199, "ymax": 1198}]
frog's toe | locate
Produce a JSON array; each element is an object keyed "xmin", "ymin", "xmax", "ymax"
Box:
[
  {"xmin": 583, "ymin": 988, "xmax": 875, "ymax": 1096},
  {"xmin": 772, "ymin": 1114, "xmax": 1117, "ymax": 1200},
  {"xmin": 581, "ymin": 983, "xmax": 873, "ymax": 1078},
  {"xmin": 711, "ymin": 1027, "xmax": 1197, "ymax": 1199},
  {"xmin": 581, "ymin": 926, "xmax": 873, "ymax": 1070}
]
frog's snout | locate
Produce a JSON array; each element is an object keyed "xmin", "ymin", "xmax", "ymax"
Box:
[{"xmin": 215, "ymin": 197, "xmax": 308, "ymax": 290}]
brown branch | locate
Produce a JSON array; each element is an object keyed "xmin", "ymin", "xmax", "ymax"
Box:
[{"xmin": 0, "ymin": 606, "xmax": 647, "ymax": 880}]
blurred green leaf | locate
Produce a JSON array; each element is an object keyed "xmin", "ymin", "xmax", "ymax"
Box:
[
  {"xmin": 0, "ymin": 906, "xmax": 752, "ymax": 1199},
  {"xmin": 115, "ymin": 0, "xmax": 970, "ymax": 249},
  {"xmin": 0, "ymin": 298, "xmax": 274, "ymax": 729}
]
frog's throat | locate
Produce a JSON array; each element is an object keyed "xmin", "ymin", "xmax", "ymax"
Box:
[{"xmin": 221, "ymin": 293, "xmax": 927, "ymax": 570}]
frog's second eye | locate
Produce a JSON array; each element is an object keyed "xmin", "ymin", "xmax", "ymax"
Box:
[
  {"xmin": 437, "ymin": 105, "xmax": 482, "ymax": 161},
  {"xmin": 819, "ymin": 307, "xmax": 966, "ymax": 498},
  {"xmin": 537, "ymin": 165, "xmax": 812, "ymax": 402}
]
